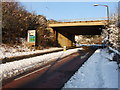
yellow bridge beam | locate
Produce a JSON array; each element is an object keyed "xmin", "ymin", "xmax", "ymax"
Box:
[{"xmin": 49, "ymin": 20, "xmax": 107, "ymax": 27}]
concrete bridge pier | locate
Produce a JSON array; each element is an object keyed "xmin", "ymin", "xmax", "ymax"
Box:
[
  {"xmin": 50, "ymin": 29, "xmax": 75, "ymax": 47},
  {"xmin": 57, "ymin": 31, "xmax": 75, "ymax": 47}
]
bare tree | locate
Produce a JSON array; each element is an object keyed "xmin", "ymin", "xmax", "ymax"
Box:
[{"xmin": 2, "ymin": 2, "xmax": 30, "ymax": 44}]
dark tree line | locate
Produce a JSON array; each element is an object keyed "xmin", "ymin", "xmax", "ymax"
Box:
[
  {"xmin": 2, "ymin": 1, "xmax": 56, "ymax": 47},
  {"xmin": 2, "ymin": 2, "xmax": 28, "ymax": 43}
]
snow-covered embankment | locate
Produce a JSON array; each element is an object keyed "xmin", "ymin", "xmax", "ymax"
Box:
[
  {"xmin": 0, "ymin": 44, "xmax": 63, "ymax": 60},
  {"xmin": 0, "ymin": 48, "xmax": 83, "ymax": 82}
]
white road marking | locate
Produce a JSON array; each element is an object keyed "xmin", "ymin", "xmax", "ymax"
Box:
[{"xmin": 81, "ymin": 52, "xmax": 89, "ymax": 59}]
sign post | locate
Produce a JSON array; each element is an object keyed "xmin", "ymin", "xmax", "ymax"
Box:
[{"xmin": 27, "ymin": 30, "xmax": 36, "ymax": 46}]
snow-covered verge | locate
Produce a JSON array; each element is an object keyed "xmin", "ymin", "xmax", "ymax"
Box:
[
  {"xmin": 0, "ymin": 48, "xmax": 83, "ymax": 82},
  {"xmin": 63, "ymin": 49, "xmax": 118, "ymax": 88},
  {"xmin": 0, "ymin": 44, "xmax": 63, "ymax": 60},
  {"xmin": 109, "ymin": 47, "xmax": 120, "ymax": 55},
  {"xmin": 109, "ymin": 47, "xmax": 120, "ymax": 68}
]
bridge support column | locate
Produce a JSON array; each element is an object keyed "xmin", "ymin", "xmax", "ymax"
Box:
[
  {"xmin": 48, "ymin": 28, "xmax": 75, "ymax": 47},
  {"xmin": 57, "ymin": 31, "xmax": 75, "ymax": 47}
]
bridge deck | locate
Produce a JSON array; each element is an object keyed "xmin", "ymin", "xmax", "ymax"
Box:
[{"xmin": 49, "ymin": 20, "xmax": 107, "ymax": 27}]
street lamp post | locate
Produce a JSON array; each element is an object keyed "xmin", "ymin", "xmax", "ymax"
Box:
[
  {"xmin": 93, "ymin": 4, "xmax": 110, "ymax": 45},
  {"xmin": 93, "ymin": 4, "xmax": 109, "ymax": 24}
]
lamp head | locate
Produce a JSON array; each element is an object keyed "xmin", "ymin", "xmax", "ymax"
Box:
[{"xmin": 93, "ymin": 4, "xmax": 99, "ymax": 6}]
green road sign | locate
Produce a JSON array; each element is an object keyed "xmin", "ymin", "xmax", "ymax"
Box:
[
  {"xmin": 29, "ymin": 36, "xmax": 36, "ymax": 42},
  {"xmin": 27, "ymin": 30, "xmax": 36, "ymax": 45}
]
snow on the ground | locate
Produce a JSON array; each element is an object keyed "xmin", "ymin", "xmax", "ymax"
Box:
[
  {"xmin": 0, "ymin": 48, "xmax": 83, "ymax": 81},
  {"xmin": 63, "ymin": 49, "xmax": 118, "ymax": 88},
  {"xmin": 0, "ymin": 44, "xmax": 63, "ymax": 59}
]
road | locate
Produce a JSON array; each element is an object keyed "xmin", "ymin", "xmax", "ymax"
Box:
[{"xmin": 2, "ymin": 47, "xmax": 96, "ymax": 89}]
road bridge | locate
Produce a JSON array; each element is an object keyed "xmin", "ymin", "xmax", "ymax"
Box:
[{"xmin": 48, "ymin": 20, "xmax": 107, "ymax": 47}]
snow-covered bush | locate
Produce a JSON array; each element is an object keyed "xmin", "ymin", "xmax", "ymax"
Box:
[
  {"xmin": 102, "ymin": 25, "xmax": 119, "ymax": 48},
  {"xmin": 102, "ymin": 14, "xmax": 119, "ymax": 50},
  {"xmin": 101, "ymin": 13, "xmax": 120, "ymax": 64}
]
